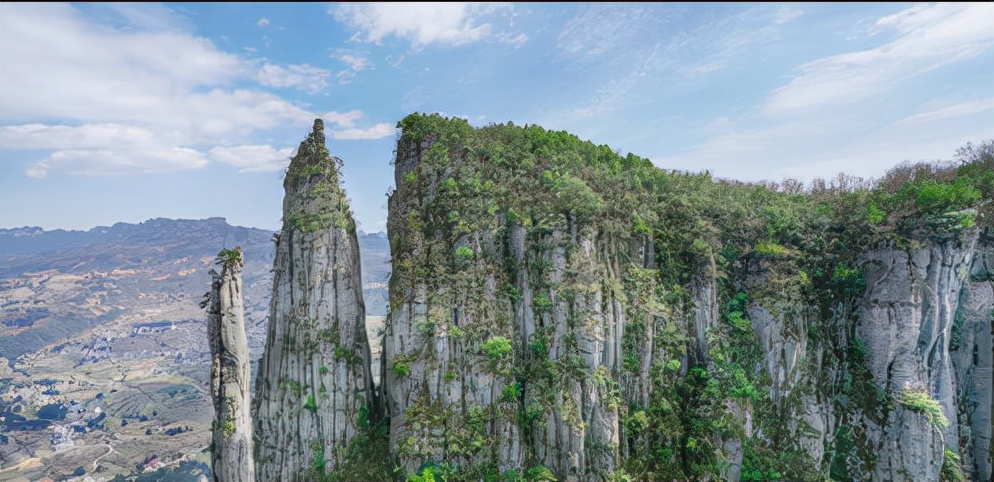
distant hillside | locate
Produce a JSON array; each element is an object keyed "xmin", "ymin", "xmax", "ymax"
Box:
[
  {"xmin": 0, "ymin": 218, "xmax": 389, "ymax": 479},
  {"xmin": 0, "ymin": 218, "xmax": 390, "ymax": 362}
]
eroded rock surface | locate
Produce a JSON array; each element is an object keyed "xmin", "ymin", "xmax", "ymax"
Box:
[
  {"xmin": 377, "ymin": 114, "xmax": 991, "ymax": 482},
  {"xmin": 207, "ymin": 247, "xmax": 254, "ymax": 482},
  {"xmin": 253, "ymin": 120, "xmax": 377, "ymax": 480}
]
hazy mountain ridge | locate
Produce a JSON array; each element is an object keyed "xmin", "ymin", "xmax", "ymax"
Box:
[
  {"xmin": 0, "ymin": 218, "xmax": 276, "ymax": 362},
  {"xmin": 0, "ymin": 218, "xmax": 389, "ymax": 480}
]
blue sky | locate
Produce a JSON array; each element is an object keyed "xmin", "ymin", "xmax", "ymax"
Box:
[{"xmin": 1, "ymin": 3, "xmax": 992, "ymax": 232}]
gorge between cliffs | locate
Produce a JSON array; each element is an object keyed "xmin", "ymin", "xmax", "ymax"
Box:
[{"xmin": 208, "ymin": 115, "xmax": 992, "ymax": 482}]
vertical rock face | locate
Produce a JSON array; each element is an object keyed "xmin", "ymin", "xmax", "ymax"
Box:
[
  {"xmin": 253, "ymin": 119, "xmax": 376, "ymax": 480},
  {"xmin": 379, "ymin": 114, "xmax": 991, "ymax": 481},
  {"xmin": 382, "ymin": 116, "xmax": 716, "ymax": 480},
  {"xmin": 858, "ymin": 241, "xmax": 974, "ymax": 482},
  {"xmin": 952, "ymin": 234, "xmax": 993, "ymax": 481},
  {"xmin": 207, "ymin": 247, "xmax": 255, "ymax": 482},
  {"xmin": 384, "ymin": 169, "xmax": 625, "ymax": 479}
]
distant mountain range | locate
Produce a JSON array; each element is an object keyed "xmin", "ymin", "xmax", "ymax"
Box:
[
  {"xmin": 0, "ymin": 218, "xmax": 390, "ymax": 363},
  {"xmin": 0, "ymin": 218, "xmax": 389, "ymax": 479},
  {"xmin": 0, "ymin": 217, "xmax": 390, "ymax": 358}
]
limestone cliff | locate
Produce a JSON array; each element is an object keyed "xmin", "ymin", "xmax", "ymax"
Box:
[
  {"xmin": 951, "ymin": 234, "xmax": 993, "ymax": 481},
  {"xmin": 253, "ymin": 119, "xmax": 377, "ymax": 480},
  {"xmin": 379, "ymin": 114, "xmax": 992, "ymax": 481},
  {"xmin": 206, "ymin": 247, "xmax": 254, "ymax": 482},
  {"xmin": 247, "ymin": 115, "xmax": 989, "ymax": 481}
]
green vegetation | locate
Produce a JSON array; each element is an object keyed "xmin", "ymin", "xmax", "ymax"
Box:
[
  {"xmin": 312, "ymin": 439, "xmax": 326, "ymax": 473},
  {"xmin": 219, "ymin": 418, "xmax": 235, "ymax": 436},
  {"xmin": 754, "ymin": 241, "xmax": 788, "ymax": 257},
  {"xmin": 281, "ymin": 118, "xmax": 355, "ymax": 235},
  {"xmin": 214, "ymin": 247, "xmax": 242, "ymax": 269},
  {"xmin": 386, "ymin": 113, "xmax": 990, "ymax": 481},
  {"xmin": 941, "ymin": 447, "xmax": 966, "ymax": 482},
  {"xmin": 455, "ymin": 245, "xmax": 474, "ymax": 260},
  {"xmin": 393, "ymin": 361, "xmax": 411, "ymax": 378},
  {"xmin": 480, "ymin": 336, "xmax": 513, "ymax": 361},
  {"xmin": 401, "ymin": 462, "xmax": 558, "ymax": 482},
  {"xmin": 305, "ymin": 406, "xmax": 395, "ymax": 482},
  {"xmin": 896, "ymin": 387, "xmax": 948, "ymax": 429}
]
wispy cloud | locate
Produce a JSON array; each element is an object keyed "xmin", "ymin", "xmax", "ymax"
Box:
[
  {"xmin": 88, "ymin": 2, "xmax": 194, "ymax": 33},
  {"xmin": 331, "ymin": 124, "xmax": 397, "ymax": 140},
  {"xmin": 256, "ymin": 63, "xmax": 331, "ymax": 94},
  {"xmin": 331, "ymin": 50, "xmax": 372, "ymax": 84},
  {"xmin": 644, "ymin": 3, "xmax": 993, "ymax": 188},
  {"xmin": 26, "ymin": 147, "xmax": 208, "ymax": 179},
  {"xmin": 774, "ymin": 6, "xmax": 803, "ymax": 25},
  {"xmin": 765, "ymin": 3, "xmax": 994, "ymax": 114},
  {"xmin": 557, "ymin": 4, "xmax": 658, "ymax": 57},
  {"xmin": 335, "ymin": 53, "xmax": 370, "ymax": 71},
  {"xmin": 320, "ymin": 110, "xmax": 396, "ymax": 140},
  {"xmin": 332, "ymin": 3, "xmax": 522, "ymax": 49},
  {"xmin": 552, "ymin": 4, "xmax": 787, "ymax": 122},
  {"xmin": 896, "ymin": 99, "xmax": 994, "ymax": 125},
  {"xmin": 0, "ymin": 123, "xmax": 156, "ymax": 150},
  {"xmin": 0, "ymin": 123, "xmax": 209, "ymax": 178},
  {"xmin": 209, "ymin": 145, "xmax": 293, "ymax": 172},
  {"xmin": 496, "ymin": 32, "xmax": 528, "ymax": 46}
]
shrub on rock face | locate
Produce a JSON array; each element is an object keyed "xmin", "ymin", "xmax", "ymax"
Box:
[
  {"xmin": 941, "ymin": 447, "xmax": 966, "ymax": 482},
  {"xmin": 481, "ymin": 336, "xmax": 512, "ymax": 361},
  {"xmin": 896, "ymin": 387, "xmax": 948, "ymax": 429}
]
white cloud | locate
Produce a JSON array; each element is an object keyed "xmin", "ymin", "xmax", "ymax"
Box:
[
  {"xmin": 334, "ymin": 53, "xmax": 371, "ymax": 71},
  {"xmin": 651, "ymin": 102, "xmax": 992, "ymax": 186},
  {"xmin": 686, "ymin": 64, "xmax": 722, "ymax": 76},
  {"xmin": 256, "ymin": 63, "xmax": 331, "ymax": 94},
  {"xmin": 25, "ymin": 163, "xmax": 50, "ymax": 180},
  {"xmin": 331, "ymin": 51, "xmax": 372, "ymax": 84},
  {"xmin": 321, "ymin": 110, "xmax": 365, "ymax": 128},
  {"xmin": 25, "ymin": 146, "xmax": 208, "ymax": 179},
  {"xmin": 553, "ymin": 4, "xmax": 787, "ymax": 123},
  {"xmin": 496, "ymin": 32, "xmax": 528, "ymax": 46},
  {"xmin": 333, "ymin": 3, "xmax": 520, "ymax": 48},
  {"xmin": 557, "ymin": 4, "xmax": 657, "ymax": 57},
  {"xmin": 774, "ymin": 6, "xmax": 803, "ymax": 25},
  {"xmin": 331, "ymin": 124, "xmax": 397, "ymax": 140},
  {"xmin": 0, "ymin": 124, "xmax": 155, "ymax": 150},
  {"xmin": 92, "ymin": 3, "xmax": 194, "ymax": 32},
  {"xmin": 1, "ymin": 123, "xmax": 209, "ymax": 177},
  {"xmin": 766, "ymin": 3, "xmax": 994, "ymax": 114},
  {"xmin": 643, "ymin": 4, "xmax": 993, "ymax": 190},
  {"xmin": 0, "ymin": 4, "xmax": 389, "ymax": 179},
  {"xmin": 209, "ymin": 145, "xmax": 294, "ymax": 172},
  {"xmin": 0, "ymin": 5, "xmax": 246, "ymax": 125},
  {"xmin": 317, "ymin": 111, "xmax": 397, "ymax": 140},
  {"xmin": 896, "ymin": 99, "xmax": 994, "ymax": 125},
  {"xmin": 336, "ymin": 70, "xmax": 357, "ymax": 84}
]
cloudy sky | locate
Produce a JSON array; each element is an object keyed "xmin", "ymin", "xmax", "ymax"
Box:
[{"xmin": 1, "ymin": 3, "xmax": 992, "ymax": 232}]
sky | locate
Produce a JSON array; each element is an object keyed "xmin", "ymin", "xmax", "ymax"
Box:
[{"xmin": 1, "ymin": 2, "xmax": 992, "ymax": 233}]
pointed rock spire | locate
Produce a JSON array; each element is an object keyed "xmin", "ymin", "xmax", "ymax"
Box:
[{"xmin": 253, "ymin": 119, "xmax": 377, "ymax": 479}]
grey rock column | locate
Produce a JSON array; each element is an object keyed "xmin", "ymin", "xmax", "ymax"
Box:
[
  {"xmin": 253, "ymin": 120, "xmax": 376, "ymax": 480},
  {"xmin": 207, "ymin": 247, "xmax": 255, "ymax": 482}
]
